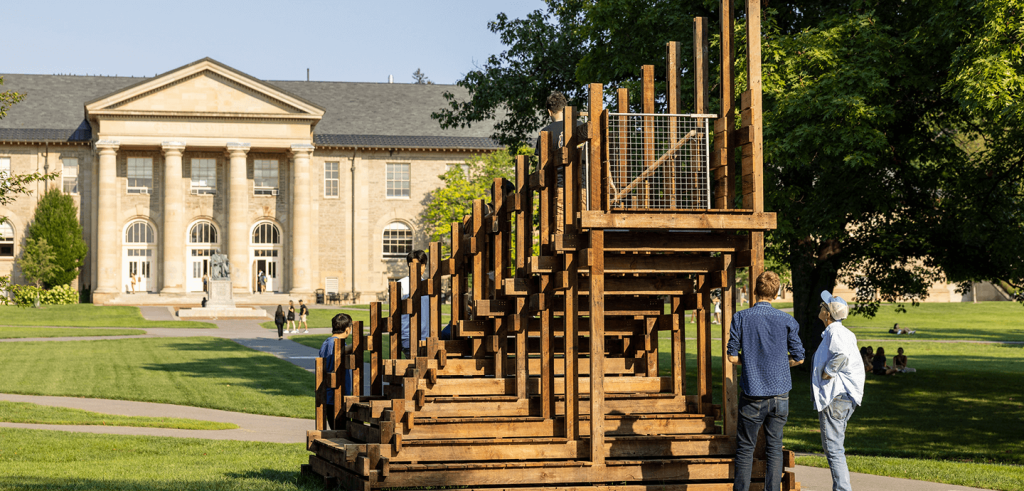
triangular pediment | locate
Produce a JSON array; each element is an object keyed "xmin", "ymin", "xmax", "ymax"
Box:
[{"xmin": 86, "ymin": 58, "xmax": 325, "ymax": 119}]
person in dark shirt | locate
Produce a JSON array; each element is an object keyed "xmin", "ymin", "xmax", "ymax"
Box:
[
  {"xmin": 274, "ymin": 305, "xmax": 285, "ymax": 340},
  {"xmin": 400, "ymin": 250, "xmax": 431, "ymax": 358},
  {"xmin": 534, "ymin": 91, "xmax": 586, "ymax": 235},
  {"xmin": 872, "ymin": 347, "xmax": 898, "ymax": 376},
  {"xmin": 726, "ymin": 271, "xmax": 805, "ymax": 491},
  {"xmin": 318, "ymin": 313, "xmax": 354, "ymax": 430}
]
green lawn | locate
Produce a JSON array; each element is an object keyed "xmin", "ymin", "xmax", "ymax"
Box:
[
  {"xmin": 0, "ymin": 401, "xmax": 237, "ymax": 430},
  {"xmin": 0, "ymin": 428, "xmax": 317, "ymax": 490},
  {"xmin": 845, "ymin": 302, "xmax": 1024, "ymax": 341},
  {"xmin": 0, "ymin": 305, "xmax": 215, "ymax": 329},
  {"xmin": 0, "ymin": 337, "xmax": 313, "ymax": 418},
  {"xmin": 0, "ymin": 326, "xmax": 145, "ymax": 339},
  {"xmin": 797, "ymin": 455, "xmax": 1024, "ymax": 491}
]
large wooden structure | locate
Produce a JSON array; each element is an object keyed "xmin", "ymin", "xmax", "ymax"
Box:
[{"xmin": 304, "ymin": 2, "xmax": 799, "ymax": 490}]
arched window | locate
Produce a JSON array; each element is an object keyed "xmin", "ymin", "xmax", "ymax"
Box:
[
  {"xmin": 189, "ymin": 221, "xmax": 218, "ymax": 244},
  {"xmin": 125, "ymin": 221, "xmax": 155, "ymax": 244},
  {"xmin": 252, "ymin": 222, "xmax": 281, "ymax": 244},
  {"xmin": 0, "ymin": 222, "xmax": 14, "ymax": 257},
  {"xmin": 382, "ymin": 222, "xmax": 412, "ymax": 258}
]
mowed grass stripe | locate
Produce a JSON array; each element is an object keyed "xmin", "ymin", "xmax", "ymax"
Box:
[
  {"xmin": 0, "ymin": 326, "xmax": 146, "ymax": 339},
  {"xmin": 0, "ymin": 401, "xmax": 237, "ymax": 430},
  {"xmin": 0, "ymin": 337, "xmax": 313, "ymax": 419},
  {"xmin": 0, "ymin": 305, "xmax": 216, "ymax": 329},
  {"xmin": 0, "ymin": 428, "xmax": 317, "ymax": 491}
]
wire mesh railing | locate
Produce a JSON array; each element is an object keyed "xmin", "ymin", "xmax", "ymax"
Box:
[{"xmin": 606, "ymin": 113, "xmax": 713, "ymax": 211}]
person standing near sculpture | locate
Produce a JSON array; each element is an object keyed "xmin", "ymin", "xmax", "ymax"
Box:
[
  {"xmin": 811, "ymin": 291, "xmax": 865, "ymax": 491},
  {"xmin": 318, "ymin": 313, "xmax": 354, "ymax": 430},
  {"xmin": 727, "ymin": 271, "xmax": 804, "ymax": 491}
]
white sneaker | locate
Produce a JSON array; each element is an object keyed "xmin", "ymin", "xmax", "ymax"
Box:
[{"xmin": 303, "ymin": 330, "xmax": 309, "ymax": 334}]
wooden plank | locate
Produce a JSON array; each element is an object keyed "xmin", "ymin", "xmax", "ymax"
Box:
[
  {"xmin": 372, "ymin": 457, "xmax": 731, "ymax": 487},
  {"xmin": 694, "ymin": 17, "xmax": 710, "ymax": 115},
  {"xmin": 642, "ymin": 65, "xmax": 655, "ymax": 208},
  {"xmin": 370, "ymin": 302, "xmax": 383, "ymax": 395},
  {"xmin": 751, "ymin": 230, "xmax": 765, "ymax": 291},
  {"xmin": 412, "ymin": 375, "xmax": 670, "ymax": 397},
  {"xmin": 315, "ymin": 358, "xmax": 325, "ymax": 430},
  {"xmin": 589, "ymin": 83, "xmax": 604, "ymax": 210},
  {"xmin": 605, "ymin": 231, "xmax": 746, "ymax": 252},
  {"xmin": 582, "ymin": 211, "xmax": 776, "ymax": 230},
  {"xmin": 616, "ymin": 87, "xmax": 629, "ymax": 207},
  {"xmin": 402, "ymin": 414, "xmax": 715, "ymax": 441},
  {"xmin": 604, "ymin": 254, "xmax": 720, "ymax": 274},
  {"xmin": 698, "ymin": 275, "xmax": 713, "ymax": 415}
]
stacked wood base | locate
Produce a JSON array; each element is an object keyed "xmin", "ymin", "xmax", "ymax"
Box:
[{"xmin": 304, "ymin": 392, "xmax": 799, "ymax": 491}]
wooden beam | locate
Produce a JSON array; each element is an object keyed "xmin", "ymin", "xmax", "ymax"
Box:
[
  {"xmin": 747, "ymin": 0, "xmax": 764, "ymax": 212},
  {"xmin": 589, "ymin": 229, "xmax": 606, "ymax": 464},
  {"xmin": 582, "ymin": 211, "xmax": 776, "ymax": 230},
  {"xmin": 720, "ymin": 0, "xmax": 736, "ymax": 210}
]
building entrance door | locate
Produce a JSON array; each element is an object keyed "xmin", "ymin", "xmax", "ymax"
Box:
[
  {"xmin": 252, "ymin": 249, "xmax": 279, "ymax": 292},
  {"xmin": 124, "ymin": 248, "xmax": 154, "ymax": 293},
  {"xmin": 188, "ymin": 249, "xmax": 213, "ymax": 293}
]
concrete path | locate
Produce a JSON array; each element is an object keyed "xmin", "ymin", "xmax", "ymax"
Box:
[
  {"xmin": 138, "ymin": 306, "xmax": 179, "ymax": 321},
  {"xmin": 0, "ymin": 393, "xmax": 312, "ymax": 443},
  {"xmin": 793, "ymin": 463, "xmax": 990, "ymax": 491}
]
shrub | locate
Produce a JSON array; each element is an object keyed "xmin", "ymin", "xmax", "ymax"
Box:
[
  {"xmin": 10, "ymin": 284, "xmax": 78, "ymax": 306},
  {"xmin": 25, "ymin": 188, "xmax": 87, "ymax": 287}
]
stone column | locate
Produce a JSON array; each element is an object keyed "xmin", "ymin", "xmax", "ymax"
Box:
[
  {"xmin": 290, "ymin": 143, "xmax": 314, "ymax": 295},
  {"xmin": 227, "ymin": 143, "xmax": 251, "ymax": 294},
  {"xmin": 160, "ymin": 142, "xmax": 186, "ymax": 294},
  {"xmin": 94, "ymin": 140, "xmax": 119, "ymax": 297}
]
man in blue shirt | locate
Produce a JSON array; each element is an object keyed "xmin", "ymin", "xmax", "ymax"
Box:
[
  {"xmin": 726, "ymin": 271, "xmax": 805, "ymax": 491},
  {"xmin": 318, "ymin": 313, "xmax": 353, "ymax": 430}
]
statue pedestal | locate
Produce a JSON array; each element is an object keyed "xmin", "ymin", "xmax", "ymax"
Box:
[
  {"xmin": 207, "ymin": 278, "xmax": 235, "ymax": 308},
  {"xmin": 178, "ymin": 278, "xmax": 267, "ymax": 319}
]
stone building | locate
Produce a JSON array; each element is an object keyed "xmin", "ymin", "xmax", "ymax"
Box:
[{"xmin": 0, "ymin": 58, "xmax": 499, "ymax": 305}]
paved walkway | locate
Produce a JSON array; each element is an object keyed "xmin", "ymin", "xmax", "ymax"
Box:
[{"xmin": 793, "ymin": 464, "xmax": 990, "ymax": 491}]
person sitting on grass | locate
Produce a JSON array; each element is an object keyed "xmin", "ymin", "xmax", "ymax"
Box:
[
  {"xmin": 893, "ymin": 347, "xmax": 916, "ymax": 373},
  {"xmin": 318, "ymin": 313, "xmax": 354, "ymax": 430},
  {"xmin": 871, "ymin": 347, "xmax": 899, "ymax": 376},
  {"xmin": 860, "ymin": 347, "xmax": 873, "ymax": 372}
]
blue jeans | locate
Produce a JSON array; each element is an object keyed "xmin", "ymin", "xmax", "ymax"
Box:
[
  {"xmin": 818, "ymin": 393, "xmax": 856, "ymax": 491},
  {"xmin": 734, "ymin": 392, "xmax": 789, "ymax": 491}
]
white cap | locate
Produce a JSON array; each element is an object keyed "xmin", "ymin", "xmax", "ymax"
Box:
[{"xmin": 820, "ymin": 290, "xmax": 849, "ymax": 320}]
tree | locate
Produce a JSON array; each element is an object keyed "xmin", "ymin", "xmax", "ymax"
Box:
[
  {"xmin": 431, "ymin": 0, "xmax": 1024, "ymax": 356},
  {"xmin": 0, "ymin": 76, "xmax": 58, "ymax": 305},
  {"xmin": 25, "ymin": 188, "xmax": 88, "ymax": 287},
  {"xmin": 17, "ymin": 237, "xmax": 58, "ymax": 288},
  {"xmin": 412, "ymin": 69, "xmax": 435, "ymax": 85},
  {"xmin": 421, "ymin": 148, "xmax": 516, "ymax": 248}
]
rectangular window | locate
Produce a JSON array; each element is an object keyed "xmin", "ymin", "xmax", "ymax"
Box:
[
  {"xmin": 62, "ymin": 158, "xmax": 79, "ymax": 194},
  {"xmin": 386, "ymin": 163, "xmax": 410, "ymax": 198},
  {"xmin": 126, "ymin": 157, "xmax": 153, "ymax": 194},
  {"xmin": 254, "ymin": 159, "xmax": 279, "ymax": 196},
  {"xmin": 191, "ymin": 158, "xmax": 216, "ymax": 195},
  {"xmin": 324, "ymin": 162, "xmax": 339, "ymax": 198}
]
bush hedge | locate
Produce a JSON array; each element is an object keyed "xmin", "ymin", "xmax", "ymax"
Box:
[{"xmin": 10, "ymin": 284, "xmax": 78, "ymax": 306}]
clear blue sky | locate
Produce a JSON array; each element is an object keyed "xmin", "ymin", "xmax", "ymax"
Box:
[{"xmin": 4, "ymin": 0, "xmax": 545, "ymax": 84}]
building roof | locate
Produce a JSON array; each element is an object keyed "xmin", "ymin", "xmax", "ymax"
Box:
[{"xmin": 0, "ymin": 67, "xmax": 500, "ymax": 150}]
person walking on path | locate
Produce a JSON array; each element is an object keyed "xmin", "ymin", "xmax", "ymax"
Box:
[
  {"xmin": 298, "ymin": 300, "xmax": 309, "ymax": 334},
  {"xmin": 726, "ymin": 271, "xmax": 805, "ymax": 491},
  {"xmin": 286, "ymin": 300, "xmax": 296, "ymax": 333},
  {"xmin": 258, "ymin": 270, "xmax": 267, "ymax": 293},
  {"xmin": 274, "ymin": 305, "xmax": 286, "ymax": 340},
  {"xmin": 318, "ymin": 313, "xmax": 354, "ymax": 430},
  {"xmin": 812, "ymin": 291, "xmax": 865, "ymax": 491}
]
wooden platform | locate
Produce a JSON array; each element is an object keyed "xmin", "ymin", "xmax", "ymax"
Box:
[{"xmin": 304, "ymin": 1, "xmax": 799, "ymax": 489}]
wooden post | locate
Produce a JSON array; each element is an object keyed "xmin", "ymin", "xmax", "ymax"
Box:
[
  {"xmin": 589, "ymin": 230, "xmax": 606, "ymax": 464},
  {"xmin": 315, "ymin": 357, "xmax": 325, "ymax": 430},
  {"xmin": 694, "ymin": 17, "xmax": 710, "ymax": 208},
  {"xmin": 450, "ymin": 221, "xmax": 463, "ymax": 327},
  {"xmin": 410, "ymin": 256, "xmax": 423, "ymax": 357},
  {"xmin": 642, "ymin": 65, "xmax": 655, "ymax": 208},
  {"xmin": 389, "ymin": 280, "xmax": 400, "ymax": 361},
  {"xmin": 334, "ymin": 337, "xmax": 345, "ymax": 425},
  {"xmin": 515, "ymin": 155, "xmax": 531, "ymax": 401},
  {"xmin": 539, "ymin": 130, "xmax": 556, "ymax": 418},
  {"xmin": 670, "ymin": 296, "xmax": 685, "ymax": 397},
  {"xmin": 429, "ymin": 242, "xmax": 442, "ymax": 346},
  {"xmin": 746, "ymin": 0, "xmax": 764, "ymax": 213},
  {"xmin": 616, "ymin": 88, "xmax": 629, "ymax": 209},
  {"xmin": 697, "ymin": 274, "xmax": 712, "ymax": 414},
  {"xmin": 492, "ymin": 180, "xmax": 509, "ymax": 381},
  {"xmin": 589, "ymin": 83, "xmax": 604, "ymax": 211},
  {"xmin": 350, "ymin": 323, "xmax": 362, "ymax": 397},
  {"xmin": 563, "ymin": 105, "xmax": 580, "ymax": 441},
  {"xmin": 370, "ymin": 302, "xmax": 384, "ymax": 394},
  {"xmin": 718, "ymin": 0, "xmax": 736, "ymax": 210},
  {"xmin": 667, "ymin": 41, "xmax": 682, "ymax": 209},
  {"xmin": 722, "ymin": 253, "xmax": 738, "ymax": 437}
]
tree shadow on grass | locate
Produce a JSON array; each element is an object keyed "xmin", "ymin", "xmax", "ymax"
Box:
[{"xmin": 142, "ymin": 339, "xmax": 315, "ymax": 397}]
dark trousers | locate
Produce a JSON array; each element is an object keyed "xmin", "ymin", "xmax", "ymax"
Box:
[
  {"xmin": 276, "ymin": 322, "xmax": 284, "ymax": 338},
  {"xmin": 734, "ymin": 392, "xmax": 789, "ymax": 491}
]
